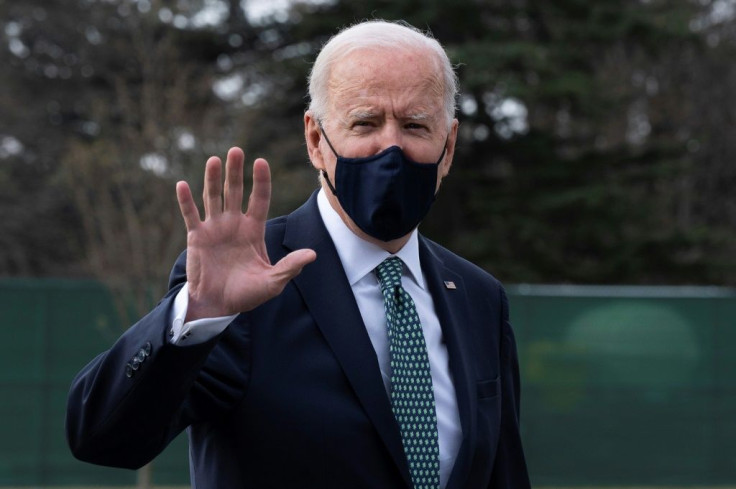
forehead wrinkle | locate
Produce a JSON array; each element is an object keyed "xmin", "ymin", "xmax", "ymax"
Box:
[{"xmin": 325, "ymin": 48, "xmax": 447, "ymax": 122}]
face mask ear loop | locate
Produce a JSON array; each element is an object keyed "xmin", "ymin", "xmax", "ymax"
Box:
[
  {"xmin": 321, "ymin": 169, "xmax": 338, "ymax": 196},
  {"xmin": 318, "ymin": 122, "xmax": 340, "ymax": 158},
  {"xmin": 435, "ymin": 137, "xmax": 448, "ymax": 165},
  {"xmin": 317, "ymin": 122, "xmax": 340, "ymax": 196}
]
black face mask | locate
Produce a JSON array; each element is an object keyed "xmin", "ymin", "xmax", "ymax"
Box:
[{"xmin": 320, "ymin": 127, "xmax": 446, "ymax": 241}]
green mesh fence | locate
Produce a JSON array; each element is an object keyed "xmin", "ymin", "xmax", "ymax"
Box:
[
  {"xmin": 1, "ymin": 279, "xmax": 734, "ymax": 486},
  {"xmin": 511, "ymin": 285, "xmax": 736, "ymax": 486},
  {"xmin": 0, "ymin": 279, "xmax": 187, "ymax": 486}
]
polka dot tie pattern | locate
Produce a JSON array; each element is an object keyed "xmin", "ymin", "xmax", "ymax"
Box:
[{"xmin": 375, "ymin": 257, "xmax": 440, "ymax": 489}]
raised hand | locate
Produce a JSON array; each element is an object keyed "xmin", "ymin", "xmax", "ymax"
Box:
[{"xmin": 176, "ymin": 147, "xmax": 316, "ymax": 321}]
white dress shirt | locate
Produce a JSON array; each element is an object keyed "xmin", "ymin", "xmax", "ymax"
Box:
[{"xmin": 170, "ymin": 189, "xmax": 462, "ymax": 487}]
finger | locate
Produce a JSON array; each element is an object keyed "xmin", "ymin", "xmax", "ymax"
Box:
[
  {"xmin": 176, "ymin": 181, "xmax": 201, "ymax": 231},
  {"xmin": 246, "ymin": 158, "xmax": 271, "ymax": 222},
  {"xmin": 270, "ymin": 249, "xmax": 317, "ymax": 287},
  {"xmin": 203, "ymin": 156, "xmax": 223, "ymax": 219},
  {"xmin": 224, "ymin": 147, "xmax": 245, "ymax": 213}
]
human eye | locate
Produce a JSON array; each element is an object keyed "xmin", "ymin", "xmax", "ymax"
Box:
[
  {"xmin": 350, "ymin": 120, "xmax": 376, "ymax": 132},
  {"xmin": 404, "ymin": 120, "xmax": 432, "ymax": 134}
]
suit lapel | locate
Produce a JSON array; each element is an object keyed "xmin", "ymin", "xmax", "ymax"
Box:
[
  {"xmin": 419, "ymin": 238, "xmax": 478, "ymax": 489},
  {"xmin": 282, "ymin": 193, "xmax": 412, "ymax": 488}
]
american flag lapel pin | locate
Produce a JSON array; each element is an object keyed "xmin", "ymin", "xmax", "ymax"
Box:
[{"xmin": 444, "ymin": 281, "xmax": 456, "ymax": 290}]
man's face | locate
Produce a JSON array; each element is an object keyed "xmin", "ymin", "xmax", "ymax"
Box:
[{"xmin": 305, "ymin": 46, "xmax": 458, "ymax": 248}]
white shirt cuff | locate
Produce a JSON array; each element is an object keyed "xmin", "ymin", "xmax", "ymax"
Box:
[{"xmin": 169, "ymin": 282, "xmax": 237, "ymax": 345}]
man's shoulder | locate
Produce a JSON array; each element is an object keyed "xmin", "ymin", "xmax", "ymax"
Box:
[
  {"xmin": 263, "ymin": 192, "xmax": 322, "ymax": 258},
  {"xmin": 264, "ymin": 191, "xmax": 320, "ymax": 238},
  {"xmin": 420, "ymin": 236, "xmax": 503, "ymax": 290},
  {"xmin": 263, "ymin": 215, "xmax": 289, "ymax": 259},
  {"xmin": 265, "ymin": 214, "xmax": 289, "ymax": 232}
]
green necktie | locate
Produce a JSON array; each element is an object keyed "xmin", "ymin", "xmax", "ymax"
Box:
[{"xmin": 375, "ymin": 256, "xmax": 440, "ymax": 489}]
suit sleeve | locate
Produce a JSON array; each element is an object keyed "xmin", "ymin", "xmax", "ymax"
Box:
[
  {"xmin": 489, "ymin": 287, "xmax": 531, "ymax": 488},
  {"xmin": 65, "ymin": 252, "xmax": 247, "ymax": 469}
]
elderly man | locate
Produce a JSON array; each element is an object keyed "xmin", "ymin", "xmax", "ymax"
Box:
[{"xmin": 66, "ymin": 20, "xmax": 530, "ymax": 489}]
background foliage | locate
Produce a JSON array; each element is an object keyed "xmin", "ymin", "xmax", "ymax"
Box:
[{"xmin": 1, "ymin": 0, "xmax": 735, "ymax": 290}]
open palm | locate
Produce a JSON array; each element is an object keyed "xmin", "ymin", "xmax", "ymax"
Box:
[{"xmin": 176, "ymin": 147, "xmax": 316, "ymax": 321}]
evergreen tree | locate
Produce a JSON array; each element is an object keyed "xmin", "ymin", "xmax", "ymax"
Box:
[{"xmin": 1, "ymin": 0, "xmax": 734, "ymax": 285}]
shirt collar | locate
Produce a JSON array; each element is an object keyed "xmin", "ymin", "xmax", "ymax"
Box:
[{"xmin": 316, "ymin": 189, "xmax": 425, "ymax": 289}]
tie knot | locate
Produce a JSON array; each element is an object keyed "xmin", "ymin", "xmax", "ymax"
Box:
[{"xmin": 375, "ymin": 256, "xmax": 404, "ymax": 291}]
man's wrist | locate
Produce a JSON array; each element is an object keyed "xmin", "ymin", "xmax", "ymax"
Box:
[{"xmin": 170, "ymin": 283, "xmax": 237, "ymax": 345}]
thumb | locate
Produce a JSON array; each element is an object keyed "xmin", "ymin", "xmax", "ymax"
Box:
[{"xmin": 270, "ymin": 248, "xmax": 317, "ymax": 285}]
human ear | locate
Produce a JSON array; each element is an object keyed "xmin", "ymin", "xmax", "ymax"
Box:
[
  {"xmin": 439, "ymin": 119, "xmax": 459, "ymax": 178},
  {"xmin": 304, "ymin": 112, "xmax": 326, "ymax": 171}
]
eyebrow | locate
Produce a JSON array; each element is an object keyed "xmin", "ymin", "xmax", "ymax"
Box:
[
  {"xmin": 405, "ymin": 112, "xmax": 432, "ymax": 122},
  {"xmin": 346, "ymin": 110, "xmax": 379, "ymax": 120},
  {"xmin": 345, "ymin": 110, "xmax": 434, "ymax": 122}
]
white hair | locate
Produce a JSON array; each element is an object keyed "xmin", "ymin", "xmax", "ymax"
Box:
[{"xmin": 307, "ymin": 20, "xmax": 458, "ymax": 127}]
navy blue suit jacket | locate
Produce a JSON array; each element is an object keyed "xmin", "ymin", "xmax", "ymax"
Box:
[{"xmin": 66, "ymin": 192, "xmax": 530, "ymax": 488}]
